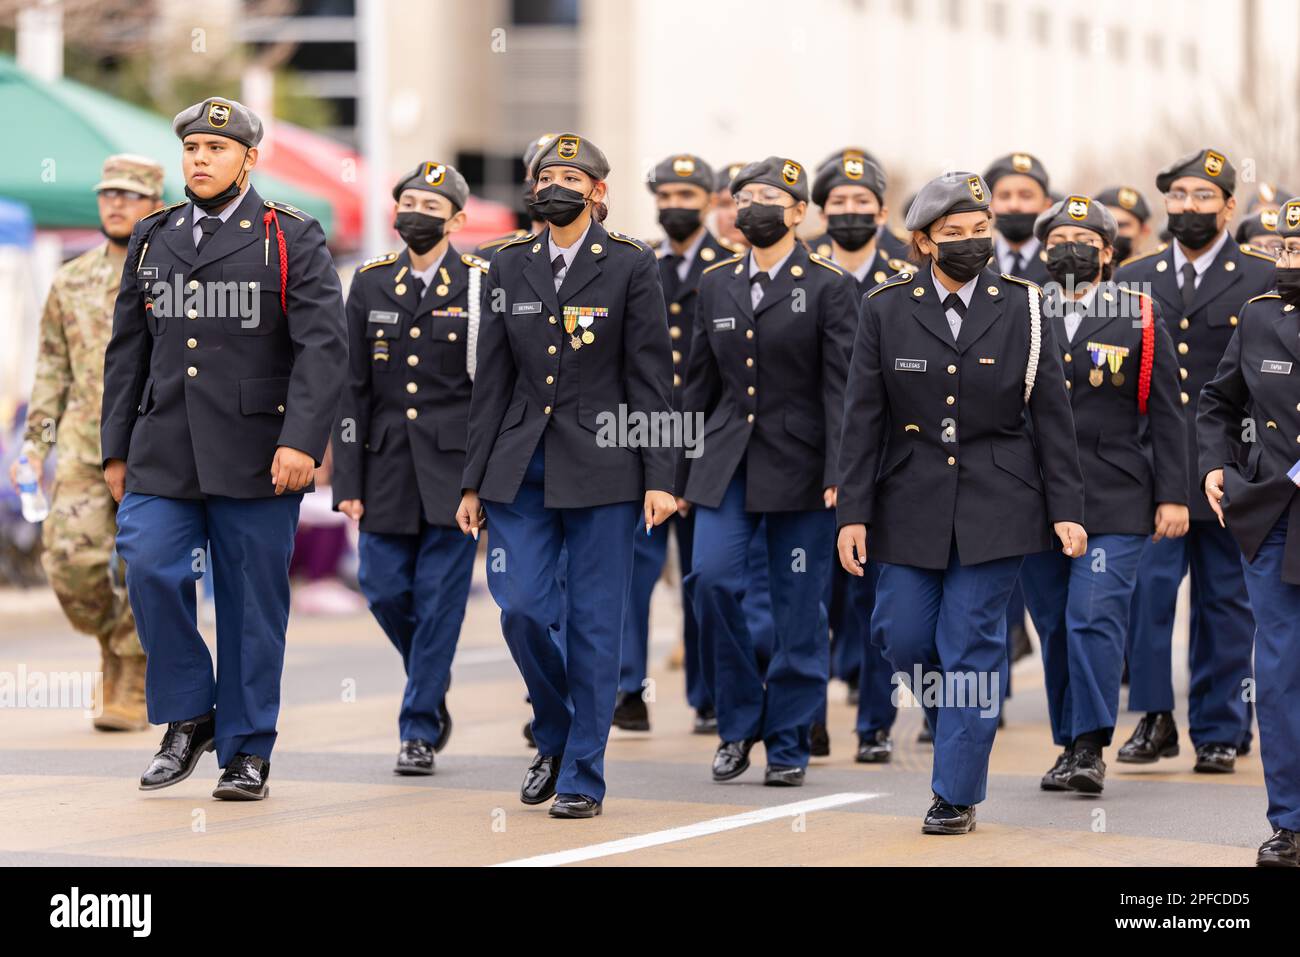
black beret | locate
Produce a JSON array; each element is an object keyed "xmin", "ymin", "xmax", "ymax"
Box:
[
  {"xmin": 391, "ymin": 161, "xmax": 470, "ymax": 209},
  {"xmin": 647, "ymin": 154, "xmax": 715, "ymax": 194},
  {"xmin": 904, "ymin": 172, "xmax": 991, "ymax": 231},
  {"xmin": 1155, "ymin": 148, "xmax": 1235, "ymax": 197},
  {"xmin": 730, "ymin": 156, "xmax": 809, "ymax": 203},
  {"xmin": 173, "ymin": 97, "xmax": 263, "ymax": 148},
  {"xmin": 530, "ymin": 132, "xmax": 610, "ymax": 180},
  {"xmin": 811, "ymin": 151, "xmax": 887, "ymax": 207},
  {"xmin": 1033, "ymin": 194, "xmax": 1118, "ymax": 245},
  {"xmin": 983, "ymin": 152, "xmax": 1050, "ymax": 193},
  {"xmin": 1096, "ymin": 185, "xmax": 1152, "ymax": 223}
]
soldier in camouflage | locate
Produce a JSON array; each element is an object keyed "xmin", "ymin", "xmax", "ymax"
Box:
[{"xmin": 11, "ymin": 154, "xmax": 164, "ymax": 731}]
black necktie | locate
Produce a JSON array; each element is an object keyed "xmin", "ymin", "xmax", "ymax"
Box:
[
  {"xmin": 1009, "ymin": 250, "xmax": 1024, "ymax": 274},
  {"xmin": 1181, "ymin": 262, "xmax": 1198, "ymax": 310},
  {"xmin": 195, "ymin": 217, "xmax": 222, "ymax": 254},
  {"xmin": 552, "ymin": 254, "xmax": 566, "ymax": 276},
  {"xmin": 662, "ymin": 255, "xmax": 682, "ymax": 301},
  {"xmin": 943, "ymin": 292, "xmax": 968, "ymax": 319},
  {"xmin": 751, "ymin": 272, "xmax": 770, "ymax": 306},
  {"xmin": 413, "ymin": 277, "xmax": 426, "ymax": 300}
]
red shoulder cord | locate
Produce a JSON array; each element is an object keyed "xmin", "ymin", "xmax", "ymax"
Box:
[
  {"xmin": 263, "ymin": 209, "xmax": 289, "ymax": 315},
  {"xmin": 1137, "ymin": 294, "xmax": 1155, "ymax": 414}
]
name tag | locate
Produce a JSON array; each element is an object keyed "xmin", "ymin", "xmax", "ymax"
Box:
[
  {"xmin": 137, "ymin": 266, "xmax": 159, "ymax": 280},
  {"xmin": 512, "ymin": 301, "xmax": 543, "ymax": 315},
  {"xmin": 713, "ymin": 317, "xmax": 736, "ymax": 331},
  {"xmin": 1261, "ymin": 360, "xmax": 1292, "ymax": 374},
  {"xmin": 367, "ymin": 310, "xmax": 399, "ymax": 325},
  {"xmin": 895, "ymin": 358, "xmax": 927, "ymax": 372}
]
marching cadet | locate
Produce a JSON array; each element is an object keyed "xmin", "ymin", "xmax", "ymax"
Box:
[
  {"xmin": 12, "ymin": 154, "xmax": 163, "ymax": 732},
  {"xmin": 1235, "ymin": 208, "xmax": 1285, "ymax": 260},
  {"xmin": 332, "ymin": 161, "xmax": 484, "ymax": 775},
  {"xmin": 1096, "ymin": 185, "xmax": 1154, "ymax": 265},
  {"xmin": 457, "ymin": 133, "xmax": 677, "ymax": 819},
  {"xmin": 613, "ymin": 153, "xmax": 730, "ymax": 735},
  {"xmin": 809, "ymin": 151, "xmax": 909, "ymax": 762},
  {"xmin": 711, "ymin": 161, "xmax": 749, "ymax": 253},
  {"xmin": 1198, "ymin": 196, "xmax": 1300, "ymax": 866},
  {"xmin": 836, "ymin": 171, "xmax": 1086, "ymax": 834},
  {"xmin": 476, "ymin": 134, "xmax": 556, "ymax": 261},
  {"xmin": 808, "ymin": 146, "xmax": 912, "ymax": 264},
  {"xmin": 102, "ymin": 97, "xmax": 347, "ymax": 800},
  {"xmin": 681, "ymin": 156, "xmax": 856, "ymax": 787},
  {"xmin": 1116, "ymin": 149, "xmax": 1275, "ymax": 773},
  {"xmin": 1019, "ymin": 196, "xmax": 1188, "ymax": 794}
]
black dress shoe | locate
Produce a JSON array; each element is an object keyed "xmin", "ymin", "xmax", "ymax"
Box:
[
  {"xmin": 1257, "ymin": 828, "xmax": 1300, "ymax": 867},
  {"xmin": 712, "ymin": 739, "xmax": 755, "ymax": 782},
  {"xmin": 922, "ymin": 795, "xmax": 976, "ymax": 835},
  {"xmin": 521, "ymin": 753, "xmax": 561, "ymax": 805},
  {"xmin": 855, "ymin": 729, "xmax": 893, "ymax": 764},
  {"xmin": 549, "ymin": 793, "xmax": 602, "ymax": 818},
  {"xmin": 1116, "ymin": 711, "xmax": 1180, "ymax": 764},
  {"xmin": 1239, "ymin": 737, "xmax": 1252, "ymax": 756},
  {"xmin": 1067, "ymin": 748, "xmax": 1106, "ymax": 793},
  {"xmin": 433, "ymin": 697, "xmax": 453, "ymax": 753},
  {"xmin": 692, "ymin": 706, "xmax": 718, "ymax": 735},
  {"xmin": 1040, "ymin": 748, "xmax": 1075, "ymax": 791},
  {"xmin": 612, "ymin": 691, "xmax": 650, "ymax": 732},
  {"xmin": 917, "ymin": 720, "xmax": 934, "ymax": 744},
  {"xmin": 809, "ymin": 721, "xmax": 830, "ymax": 757},
  {"xmin": 764, "ymin": 765, "xmax": 806, "ymax": 786},
  {"xmin": 1194, "ymin": 743, "xmax": 1237, "ymax": 774},
  {"xmin": 213, "ymin": 753, "xmax": 270, "ymax": 801},
  {"xmin": 139, "ymin": 712, "xmax": 215, "ymax": 790},
  {"xmin": 522, "ymin": 721, "xmax": 535, "ymax": 748},
  {"xmin": 395, "ymin": 739, "xmax": 435, "ymax": 775}
]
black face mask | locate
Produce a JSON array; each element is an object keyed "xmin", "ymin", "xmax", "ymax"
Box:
[
  {"xmin": 1168, "ymin": 211, "xmax": 1221, "ymax": 250},
  {"xmin": 996, "ymin": 211, "xmax": 1037, "ymax": 244},
  {"xmin": 527, "ymin": 184, "xmax": 590, "ymax": 227},
  {"xmin": 1045, "ymin": 242, "xmax": 1103, "ymax": 286},
  {"xmin": 659, "ymin": 207, "xmax": 702, "ymax": 243},
  {"xmin": 735, "ymin": 202, "xmax": 790, "ymax": 248},
  {"xmin": 394, "ymin": 211, "xmax": 446, "ymax": 255},
  {"xmin": 1276, "ymin": 267, "xmax": 1300, "ymax": 307},
  {"xmin": 932, "ymin": 236, "xmax": 993, "ymax": 283},
  {"xmin": 1111, "ymin": 235, "xmax": 1133, "ymax": 264},
  {"xmin": 185, "ymin": 147, "xmax": 250, "ymax": 213},
  {"xmin": 825, "ymin": 213, "xmax": 879, "ymax": 252}
]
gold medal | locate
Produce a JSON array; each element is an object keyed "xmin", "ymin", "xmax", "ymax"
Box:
[
  {"xmin": 1089, "ymin": 367, "xmax": 1104, "ymax": 387},
  {"xmin": 570, "ymin": 335, "xmax": 583, "ymax": 350},
  {"xmin": 582, "ymin": 330, "xmax": 595, "ymax": 344},
  {"xmin": 1111, "ymin": 372, "xmax": 1125, "ymax": 386}
]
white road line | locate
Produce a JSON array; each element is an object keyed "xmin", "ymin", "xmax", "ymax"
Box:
[{"xmin": 493, "ymin": 791, "xmax": 882, "ymax": 867}]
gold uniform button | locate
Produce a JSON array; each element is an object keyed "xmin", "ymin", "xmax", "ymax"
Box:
[
  {"xmin": 1181, "ymin": 392, "xmax": 1190, "ymax": 405},
  {"xmin": 549, "ymin": 315, "xmax": 557, "ymax": 324},
  {"xmin": 1063, "ymin": 353, "xmax": 1072, "ymax": 362},
  {"xmin": 546, "ymin": 375, "xmax": 554, "ymax": 384},
  {"xmin": 1180, "ymin": 367, "xmax": 1189, "ymax": 380},
  {"xmin": 746, "ymin": 413, "xmax": 755, "ymax": 423},
  {"xmin": 410, "ymin": 327, "xmax": 421, "ymax": 339},
  {"xmin": 947, "ymin": 364, "xmax": 957, "ymax": 374},
  {"xmin": 187, "ymin": 280, "xmax": 199, "ymax": 291},
  {"xmin": 746, "ymin": 357, "xmax": 754, "ymax": 367},
  {"xmin": 406, "ymin": 408, "xmax": 417, "ymax": 419},
  {"xmin": 447, "ymin": 332, "xmax": 458, "ymax": 341},
  {"xmin": 186, "ymin": 366, "xmax": 197, "ymax": 377},
  {"xmin": 945, "ymin": 395, "xmax": 955, "ymax": 405},
  {"xmin": 670, "ymin": 325, "xmax": 682, "ymax": 339},
  {"xmin": 674, "ymin": 373, "xmax": 682, "ymax": 387},
  {"xmin": 747, "ymin": 386, "xmax": 756, "ymax": 396},
  {"xmin": 407, "ymin": 355, "xmax": 419, "ymax": 366},
  {"xmin": 672, "ymin": 350, "xmax": 682, "ymax": 364},
  {"xmin": 1180, "ymin": 318, "xmax": 1190, "ymax": 329},
  {"xmin": 249, "ymin": 281, "xmax": 257, "ymax": 289},
  {"xmin": 276, "ymin": 404, "xmax": 285, "ymax": 413},
  {"xmin": 947, "ymin": 456, "xmax": 956, "ymax": 466},
  {"xmin": 1230, "ymin": 315, "xmax": 1238, "ymax": 326},
  {"xmin": 745, "ymin": 330, "xmax": 754, "ymax": 339},
  {"xmin": 406, "ymin": 382, "xmax": 417, "ymax": 394},
  {"xmin": 548, "ymin": 345, "xmax": 557, "ymax": 355},
  {"xmin": 1177, "ymin": 342, "xmax": 1189, "ymax": 355},
  {"xmin": 544, "ymin": 405, "xmax": 552, "ymax": 414},
  {"xmin": 186, "ymin": 337, "xmax": 197, "ymax": 349},
  {"xmin": 670, "ymin": 302, "xmax": 682, "ymax": 315},
  {"xmin": 1065, "ymin": 380, "xmax": 1072, "ymax": 389},
  {"xmin": 187, "ymin": 308, "xmax": 198, "ymax": 319}
]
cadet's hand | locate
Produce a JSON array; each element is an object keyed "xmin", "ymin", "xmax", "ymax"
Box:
[
  {"xmin": 644, "ymin": 490, "xmax": 676, "ymax": 532},
  {"xmin": 837, "ymin": 524, "xmax": 868, "ymax": 576},
  {"xmin": 1054, "ymin": 522, "xmax": 1088, "ymax": 558},
  {"xmin": 1152, "ymin": 502, "xmax": 1190, "ymax": 542},
  {"xmin": 1204, "ymin": 469, "xmax": 1226, "ymax": 527},
  {"xmin": 675, "ymin": 496, "xmax": 691, "ymax": 518},
  {"xmin": 457, "ymin": 491, "xmax": 485, "ymax": 540},
  {"xmin": 338, "ymin": 499, "xmax": 364, "ymax": 522},
  {"xmin": 271, "ymin": 446, "xmax": 315, "ymax": 494},
  {"xmin": 10, "ymin": 458, "xmax": 40, "ymax": 496},
  {"xmin": 824, "ymin": 486, "xmax": 838, "ymax": 508},
  {"xmin": 104, "ymin": 459, "xmax": 126, "ymax": 504}
]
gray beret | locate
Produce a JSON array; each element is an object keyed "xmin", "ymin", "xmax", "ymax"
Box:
[
  {"xmin": 647, "ymin": 154, "xmax": 715, "ymax": 194},
  {"xmin": 715, "ymin": 161, "xmax": 746, "ymax": 193},
  {"xmin": 1033, "ymin": 195, "xmax": 1118, "ymax": 245},
  {"xmin": 1095, "ymin": 185, "xmax": 1151, "ymax": 223},
  {"xmin": 522, "ymin": 134, "xmax": 557, "ymax": 178},
  {"xmin": 530, "ymin": 133, "xmax": 610, "ymax": 181},
  {"xmin": 984, "ymin": 152, "xmax": 1050, "ymax": 193},
  {"xmin": 730, "ymin": 156, "xmax": 809, "ymax": 203},
  {"xmin": 812, "ymin": 151, "xmax": 887, "ymax": 206},
  {"xmin": 904, "ymin": 172, "xmax": 991, "ymax": 231},
  {"xmin": 1235, "ymin": 209, "xmax": 1280, "ymax": 243},
  {"xmin": 1155, "ymin": 148, "xmax": 1235, "ymax": 197},
  {"xmin": 1278, "ymin": 198, "xmax": 1300, "ymax": 238},
  {"xmin": 818, "ymin": 145, "xmax": 883, "ymax": 172},
  {"xmin": 173, "ymin": 97, "xmax": 263, "ymax": 148},
  {"xmin": 392, "ymin": 161, "xmax": 470, "ymax": 209}
]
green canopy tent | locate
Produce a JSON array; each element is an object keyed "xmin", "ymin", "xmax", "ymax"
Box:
[{"xmin": 0, "ymin": 55, "xmax": 334, "ymax": 236}]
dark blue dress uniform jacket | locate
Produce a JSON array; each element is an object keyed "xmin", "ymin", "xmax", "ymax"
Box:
[
  {"xmin": 332, "ymin": 247, "xmax": 483, "ymax": 533},
  {"xmin": 680, "ymin": 243, "xmax": 857, "ymax": 512},
  {"xmin": 462, "ymin": 220, "xmax": 676, "ymax": 507},
  {"xmin": 1053, "ymin": 282, "xmax": 1188, "ymax": 534},
  {"xmin": 656, "ymin": 231, "xmax": 734, "ymax": 410},
  {"xmin": 1115, "ymin": 239, "xmax": 1276, "ymax": 521},
  {"xmin": 836, "ymin": 266, "xmax": 1086, "ymax": 569},
  {"xmin": 1197, "ymin": 292, "xmax": 1300, "ymax": 582},
  {"xmin": 101, "ymin": 187, "xmax": 347, "ymax": 499}
]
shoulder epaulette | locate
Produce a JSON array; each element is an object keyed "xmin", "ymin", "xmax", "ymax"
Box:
[
  {"xmin": 358, "ymin": 251, "xmax": 398, "ymax": 273},
  {"xmin": 718, "ymin": 237, "xmax": 747, "ymax": 255},
  {"xmin": 866, "ymin": 272, "xmax": 914, "ymax": 298},
  {"xmin": 264, "ymin": 199, "xmax": 306, "ymax": 221},
  {"xmin": 607, "ymin": 231, "xmax": 643, "ymax": 251},
  {"xmin": 478, "ymin": 230, "xmax": 528, "ymax": 250},
  {"xmin": 1240, "ymin": 244, "xmax": 1277, "ymax": 263},
  {"xmin": 461, "ymin": 252, "xmax": 489, "ymax": 273},
  {"xmin": 1116, "ymin": 285, "xmax": 1151, "ymax": 300},
  {"xmin": 1247, "ymin": 292, "xmax": 1282, "ymax": 304},
  {"xmin": 1118, "ymin": 243, "xmax": 1168, "ymax": 268},
  {"xmin": 141, "ymin": 200, "xmax": 186, "ymax": 222},
  {"xmin": 1001, "ymin": 272, "xmax": 1042, "ymax": 292},
  {"xmin": 497, "ymin": 233, "xmax": 535, "ymax": 253},
  {"xmin": 887, "ymin": 257, "xmax": 912, "ymax": 273},
  {"xmin": 702, "ymin": 254, "xmax": 742, "ymax": 275},
  {"xmin": 808, "ymin": 252, "xmax": 844, "ymax": 276}
]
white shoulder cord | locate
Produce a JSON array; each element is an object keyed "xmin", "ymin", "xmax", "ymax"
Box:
[
  {"xmin": 1023, "ymin": 283, "xmax": 1041, "ymax": 404},
  {"xmin": 466, "ymin": 265, "xmax": 481, "ymax": 381}
]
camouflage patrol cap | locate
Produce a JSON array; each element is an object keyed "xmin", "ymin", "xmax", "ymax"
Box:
[
  {"xmin": 647, "ymin": 154, "xmax": 715, "ymax": 194},
  {"xmin": 392, "ymin": 161, "xmax": 471, "ymax": 209},
  {"xmin": 530, "ymin": 133, "xmax": 610, "ymax": 180},
  {"xmin": 1033, "ymin": 194, "xmax": 1118, "ymax": 245},
  {"xmin": 94, "ymin": 154, "xmax": 164, "ymax": 197},
  {"xmin": 172, "ymin": 97, "xmax": 264, "ymax": 148}
]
